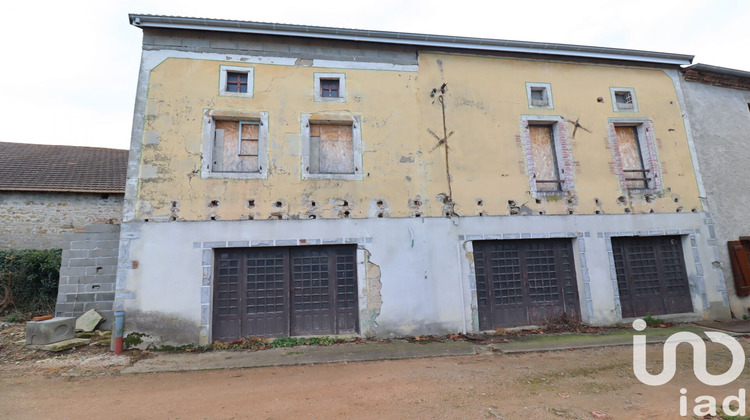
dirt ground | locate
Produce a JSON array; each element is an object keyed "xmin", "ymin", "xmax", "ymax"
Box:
[{"xmin": 1, "ymin": 323, "xmax": 748, "ymax": 420}]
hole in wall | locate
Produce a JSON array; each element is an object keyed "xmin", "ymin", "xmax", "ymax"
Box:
[
  {"xmin": 568, "ymin": 210, "xmax": 574, "ymax": 215},
  {"xmin": 276, "ymin": 214, "xmax": 283, "ymax": 220},
  {"xmin": 535, "ymin": 198, "xmax": 541, "ymax": 204},
  {"xmin": 343, "ymin": 210, "xmax": 350, "ymax": 217},
  {"xmin": 538, "ymin": 211, "xmax": 545, "ymax": 215},
  {"xmin": 101, "ymin": 194, "xmax": 110, "ymax": 200},
  {"xmin": 624, "ymin": 208, "xmax": 631, "ymax": 213},
  {"xmin": 617, "ymin": 196, "xmax": 626, "ymax": 205},
  {"xmin": 377, "ymin": 212, "xmax": 384, "ymax": 218},
  {"xmin": 445, "ymin": 211, "xmax": 451, "ymax": 217},
  {"xmin": 478, "ymin": 211, "xmax": 486, "ymax": 217},
  {"xmin": 376, "ymin": 200, "xmax": 384, "ymax": 207},
  {"xmin": 171, "ymin": 201, "xmax": 178, "ymax": 208},
  {"xmin": 144, "ymin": 219, "xmax": 149, "ymax": 222},
  {"xmin": 597, "ymin": 97, "xmax": 604, "ymax": 103},
  {"xmin": 676, "ymin": 206, "xmax": 683, "ymax": 213},
  {"xmin": 91, "ymin": 284, "xmax": 100, "ymax": 290},
  {"xmin": 308, "ymin": 214, "xmax": 316, "ymax": 219},
  {"xmin": 508, "ymin": 200, "xmax": 516, "ymax": 206},
  {"xmin": 248, "ymin": 215, "xmax": 254, "ymax": 220},
  {"xmin": 248, "ymin": 199, "xmax": 255, "ymax": 208},
  {"xmin": 274, "ymin": 201, "xmax": 283, "ymax": 208},
  {"xmin": 476, "ymin": 199, "xmax": 484, "ymax": 206},
  {"xmin": 310, "ymin": 201, "xmax": 316, "ymax": 207},
  {"xmin": 95, "ymin": 267, "xmax": 103, "ymax": 274},
  {"xmin": 209, "ymin": 200, "xmax": 219, "ymax": 207},
  {"xmin": 674, "ymin": 197, "xmax": 680, "ymax": 203},
  {"xmin": 342, "ymin": 200, "xmax": 349, "ymax": 207},
  {"xmin": 691, "ymin": 208, "xmax": 698, "ymax": 213},
  {"xmin": 594, "ymin": 198, "xmax": 601, "ymax": 206},
  {"xmin": 414, "ymin": 212, "xmax": 422, "ymax": 218},
  {"xmin": 210, "ymin": 216, "xmax": 216, "ymax": 221},
  {"xmin": 595, "ymin": 210, "xmax": 601, "ymax": 215},
  {"xmin": 170, "ymin": 215, "xmax": 177, "ymax": 221},
  {"xmin": 650, "ymin": 209, "xmax": 655, "ymax": 213}
]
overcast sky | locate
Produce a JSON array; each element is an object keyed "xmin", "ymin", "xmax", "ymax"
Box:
[{"xmin": 2, "ymin": 0, "xmax": 748, "ymax": 150}]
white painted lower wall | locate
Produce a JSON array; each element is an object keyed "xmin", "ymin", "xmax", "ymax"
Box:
[{"xmin": 114, "ymin": 212, "xmax": 730, "ymax": 346}]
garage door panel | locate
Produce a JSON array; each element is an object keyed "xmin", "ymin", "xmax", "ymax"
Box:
[
  {"xmin": 213, "ymin": 245, "xmax": 358, "ymax": 341},
  {"xmin": 474, "ymin": 239, "xmax": 580, "ymax": 330},
  {"xmin": 613, "ymin": 236, "xmax": 693, "ymax": 318}
]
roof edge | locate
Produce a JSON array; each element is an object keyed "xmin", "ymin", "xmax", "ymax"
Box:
[
  {"xmin": 129, "ymin": 14, "xmax": 694, "ymax": 66},
  {"xmin": 0, "ymin": 187, "xmax": 125, "ymax": 194},
  {"xmin": 685, "ymin": 63, "xmax": 750, "ymax": 79}
]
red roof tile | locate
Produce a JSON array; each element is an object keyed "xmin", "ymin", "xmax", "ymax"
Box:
[{"xmin": 0, "ymin": 142, "xmax": 128, "ymax": 193}]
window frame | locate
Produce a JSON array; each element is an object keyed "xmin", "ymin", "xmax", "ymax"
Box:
[
  {"xmin": 526, "ymin": 82, "xmax": 553, "ymax": 109},
  {"xmin": 219, "ymin": 66, "xmax": 254, "ymax": 98},
  {"xmin": 607, "ymin": 118, "xmax": 661, "ymax": 193},
  {"xmin": 301, "ymin": 113, "xmax": 363, "ymax": 181},
  {"xmin": 610, "ymin": 87, "xmax": 638, "ymax": 112},
  {"xmin": 520, "ymin": 115, "xmax": 575, "ymax": 197},
  {"xmin": 201, "ymin": 110, "xmax": 269, "ymax": 180},
  {"xmin": 314, "ymin": 73, "xmax": 346, "ymax": 103}
]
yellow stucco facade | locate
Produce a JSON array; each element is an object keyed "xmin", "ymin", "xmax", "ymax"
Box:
[{"xmin": 134, "ymin": 51, "xmax": 700, "ymax": 222}]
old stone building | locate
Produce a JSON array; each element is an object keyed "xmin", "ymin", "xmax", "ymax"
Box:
[
  {"xmin": 116, "ymin": 15, "xmax": 731, "ymax": 346},
  {"xmin": 0, "ymin": 142, "xmax": 127, "ymax": 250}
]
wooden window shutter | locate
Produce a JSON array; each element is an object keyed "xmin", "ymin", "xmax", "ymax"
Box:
[{"xmin": 727, "ymin": 240, "xmax": 750, "ymax": 297}]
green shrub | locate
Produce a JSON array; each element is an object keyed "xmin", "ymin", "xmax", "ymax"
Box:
[{"xmin": 0, "ymin": 249, "xmax": 61, "ymax": 319}]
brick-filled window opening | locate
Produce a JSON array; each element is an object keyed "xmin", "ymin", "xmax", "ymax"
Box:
[
  {"xmin": 615, "ymin": 125, "xmax": 649, "ymax": 190},
  {"xmin": 213, "ymin": 120, "xmax": 260, "ymax": 172},
  {"xmin": 309, "ymin": 123, "xmax": 354, "ymax": 174},
  {"xmin": 320, "ymin": 79, "xmax": 340, "ymax": 98},
  {"xmin": 226, "ymin": 72, "xmax": 248, "ymax": 93},
  {"xmin": 529, "ymin": 124, "xmax": 563, "ymax": 192}
]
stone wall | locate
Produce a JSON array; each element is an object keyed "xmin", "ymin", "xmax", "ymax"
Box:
[
  {"xmin": 55, "ymin": 223, "xmax": 120, "ymax": 329},
  {"xmin": 0, "ymin": 191, "xmax": 123, "ymax": 250}
]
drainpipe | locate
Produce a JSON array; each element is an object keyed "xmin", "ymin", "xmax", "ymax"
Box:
[
  {"xmin": 114, "ymin": 311, "xmax": 125, "ymax": 354},
  {"xmin": 456, "ymin": 244, "xmax": 467, "ymax": 334}
]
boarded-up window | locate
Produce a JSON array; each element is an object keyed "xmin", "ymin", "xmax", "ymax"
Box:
[
  {"xmin": 615, "ymin": 126, "xmax": 648, "ymax": 190},
  {"xmin": 213, "ymin": 121, "xmax": 260, "ymax": 173},
  {"xmin": 309, "ymin": 123, "xmax": 354, "ymax": 174},
  {"xmin": 728, "ymin": 240, "xmax": 750, "ymax": 297},
  {"xmin": 529, "ymin": 124, "xmax": 561, "ymax": 192}
]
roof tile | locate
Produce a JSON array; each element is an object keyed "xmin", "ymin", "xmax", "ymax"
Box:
[{"xmin": 0, "ymin": 142, "xmax": 128, "ymax": 193}]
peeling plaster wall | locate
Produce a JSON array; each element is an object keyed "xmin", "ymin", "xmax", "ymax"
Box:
[
  {"xmin": 129, "ymin": 36, "xmax": 701, "ymax": 224},
  {"xmin": 114, "ymin": 213, "xmax": 727, "ymax": 345},
  {"xmin": 0, "ymin": 192, "xmax": 123, "ymax": 250},
  {"xmin": 118, "ymin": 30, "xmax": 727, "ymax": 345},
  {"xmin": 679, "ymin": 78, "xmax": 750, "ymax": 318}
]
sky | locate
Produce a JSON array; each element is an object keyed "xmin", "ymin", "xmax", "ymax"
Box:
[{"xmin": 1, "ymin": 0, "xmax": 748, "ymax": 150}]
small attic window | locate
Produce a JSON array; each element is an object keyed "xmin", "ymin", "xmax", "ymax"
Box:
[
  {"xmin": 314, "ymin": 73, "xmax": 346, "ymax": 102},
  {"xmin": 526, "ymin": 83, "xmax": 553, "ymax": 109},
  {"xmin": 321, "ymin": 79, "xmax": 340, "ymax": 98},
  {"xmin": 610, "ymin": 87, "xmax": 638, "ymax": 112},
  {"xmin": 226, "ymin": 72, "xmax": 248, "ymax": 93},
  {"xmin": 219, "ymin": 66, "xmax": 254, "ymax": 98}
]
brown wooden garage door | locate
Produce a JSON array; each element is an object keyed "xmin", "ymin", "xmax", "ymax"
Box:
[
  {"xmin": 212, "ymin": 245, "xmax": 358, "ymax": 341},
  {"xmin": 612, "ymin": 236, "xmax": 693, "ymax": 318},
  {"xmin": 474, "ymin": 239, "xmax": 580, "ymax": 330}
]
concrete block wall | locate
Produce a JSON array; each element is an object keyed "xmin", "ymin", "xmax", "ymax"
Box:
[
  {"xmin": 55, "ymin": 223, "xmax": 120, "ymax": 329},
  {"xmin": 0, "ymin": 191, "xmax": 123, "ymax": 250}
]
